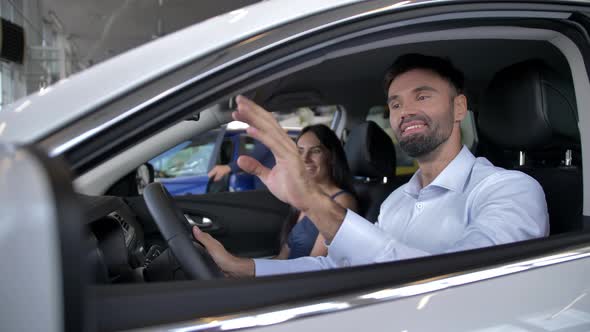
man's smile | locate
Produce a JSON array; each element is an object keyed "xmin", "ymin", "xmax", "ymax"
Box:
[
  {"xmin": 305, "ymin": 165, "xmax": 317, "ymax": 173},
  {"xmin": 400, "ymin": 120, "xmax": 428, "ymax": 137}
]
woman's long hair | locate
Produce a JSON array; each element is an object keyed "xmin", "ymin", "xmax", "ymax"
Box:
[
  {"xmin": 279, "ymin": 124, "xmax": 356, "ymax": 249},
  {"xmin": 298, "ymin": 124, "xmax": 355, "ymax": 194}
]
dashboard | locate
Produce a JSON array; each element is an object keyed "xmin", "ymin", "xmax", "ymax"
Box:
[{"xmin": 79, "ymin": 194, "xmax": 147, "ymax": 283}]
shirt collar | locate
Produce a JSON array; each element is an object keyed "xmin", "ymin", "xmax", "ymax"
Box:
[{"xmin": 403, "ymin": 146, "xmax": 476, "ymax": 196}]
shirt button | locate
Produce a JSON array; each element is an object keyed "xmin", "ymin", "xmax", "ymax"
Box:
[{"xmin": 416, "ymin": 203, "xmax": 423, "ymax": 209}]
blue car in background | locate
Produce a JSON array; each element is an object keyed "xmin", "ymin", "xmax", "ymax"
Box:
[{"xmin": 149, "ymin": 127, "xmax": 299, "ymax": 195}]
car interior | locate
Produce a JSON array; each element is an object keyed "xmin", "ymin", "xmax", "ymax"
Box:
[{"xmin": 42, "ymin": 11, "xmax": 590, "ymax": 330}]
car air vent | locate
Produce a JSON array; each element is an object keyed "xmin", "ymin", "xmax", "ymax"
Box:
[
  {"xmin": 109, "ymin": 212, "xmax": 127, "ymax": 229},
  {"xmin": 108, "ymin": 211, "xmax": 134, "ymax": 246}
]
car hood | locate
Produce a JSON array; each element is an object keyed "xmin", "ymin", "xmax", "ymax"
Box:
[{"xmin": 0, "ymin": 0, "xmax": 365, "ymax": 144}]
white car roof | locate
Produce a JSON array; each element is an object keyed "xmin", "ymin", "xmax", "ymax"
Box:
[{"xmin": 0, "ymin": 0, "xmax": 363, "ymax": 144}]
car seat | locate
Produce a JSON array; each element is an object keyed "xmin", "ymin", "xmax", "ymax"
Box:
[
  {"xmin": 478, "ymin": 59, "xmax": 583, "ymax": 234},
  {"xmin": 344, "ymin": 121, "xmax": 397, "ymax": 223}
]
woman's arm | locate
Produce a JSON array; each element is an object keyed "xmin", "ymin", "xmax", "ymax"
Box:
[
  {"xmin": 334, "ymin": 192, "xmax": 358, "ymax": 213},
  {"xmin": 274, "ymin": 243, "xmax": 290, "ymax": 259},
  {"xmin": 308, "ymin": 192, "xmax": 358, "ymax": 257}
]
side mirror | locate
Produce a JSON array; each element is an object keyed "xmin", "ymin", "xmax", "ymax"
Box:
[{"xmin": 135, "ymin": 163, "xmax": 155, "ymax": 195}]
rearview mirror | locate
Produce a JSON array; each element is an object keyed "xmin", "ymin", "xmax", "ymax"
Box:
[{"xmin": 136, "ymin": 163, "xmax": 155, "ymax": 195}]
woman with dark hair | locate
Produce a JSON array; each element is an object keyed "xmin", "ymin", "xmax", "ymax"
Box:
[{"xmin": 275, "ymin": 124, "xmax": 357, "ymax": 259}]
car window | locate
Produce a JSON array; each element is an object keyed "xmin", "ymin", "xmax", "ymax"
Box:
[{"xmin": 149, "ymin": 131, "xmax": 219, "ymax": 180}]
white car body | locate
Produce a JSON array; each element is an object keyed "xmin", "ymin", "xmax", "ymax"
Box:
[
  {"xmin": 0, "ymin": 0, "xmax": 362, "ymax": 144},
  {"xmin": 1, "ymin": 0, "xmax": 590, "ymax": 331}
]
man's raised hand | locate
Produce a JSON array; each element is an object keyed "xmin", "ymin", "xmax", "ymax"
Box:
[{"xmin": 232, "ymin": 95, "xmax": 317, "ymax": 211}]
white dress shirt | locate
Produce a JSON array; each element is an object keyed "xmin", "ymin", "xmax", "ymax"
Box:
[{"xmin": 254, "ymin": 146, "xmax": 549, "ymax": 276}]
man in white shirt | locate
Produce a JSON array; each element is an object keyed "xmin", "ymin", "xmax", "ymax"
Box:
[{"xmin": 193, "ymin": 54, "xmax": 549, "ymax": 277}]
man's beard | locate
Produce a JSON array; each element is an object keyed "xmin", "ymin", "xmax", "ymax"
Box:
[
  {"xmin": 397, "ymin": 108, "xmax": 453, "ymax": 158},
  {"xmin": 400, "ymin": 128, "xmax": 448, "ymax": 158}
]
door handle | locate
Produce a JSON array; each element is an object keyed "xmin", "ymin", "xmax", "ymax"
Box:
[{"xmin": 184, "ymin": 214, "xmax": 213, "ymax": 229}]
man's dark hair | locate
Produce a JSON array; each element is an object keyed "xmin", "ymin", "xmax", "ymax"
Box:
[{"xmin": 383, "ymin": 53, "xmax": 464, "ymax": 95}]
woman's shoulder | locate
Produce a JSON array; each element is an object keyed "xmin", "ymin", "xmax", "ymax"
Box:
[
  {"xmin": 330, "ymin": 188, "xmax": 357, "ymax": 209},
  {"xmin": 330, "ymin": 188, "xmax": 350, "ymax": 198}
]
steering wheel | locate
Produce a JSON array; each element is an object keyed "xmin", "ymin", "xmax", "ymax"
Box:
[{"xmin": 143, "ymin": 182, "xmax": 223, "ymax": 280}]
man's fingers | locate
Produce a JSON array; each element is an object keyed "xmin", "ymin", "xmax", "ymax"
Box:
[
  {"xmin": 232, "ymin": 96, "xmax": 297, "ymax": 158},
  {"xmin": 237, "ymin": 155, "xmax": 270, "ymax": 181},
  {"xmin": 192, "ymin": 226, "xmax": 214, "ymax": 248},
  {"xmin": 233, "ymin": 98, "xmax": 279, "ymax": 134},
  {"xmin": 207, "ymin": 169, "xmax": 216, "ymax": 178}
]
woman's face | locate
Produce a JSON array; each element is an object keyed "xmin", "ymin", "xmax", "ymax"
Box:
[{"xmin": 297, "ymin": 131, "xmax": 332, "ymax": 183}]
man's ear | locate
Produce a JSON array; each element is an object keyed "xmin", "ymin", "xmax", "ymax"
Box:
[{"xmin": 453, "ymin": 94, "xmax": 468, "ymax": 122}]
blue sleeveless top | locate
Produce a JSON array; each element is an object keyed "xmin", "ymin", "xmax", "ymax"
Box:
[{"xmin": 287, "ymin": 190, "xmax": 349, "ymax": 259}]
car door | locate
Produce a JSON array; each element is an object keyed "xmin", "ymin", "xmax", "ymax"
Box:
[
  {"xmin": 175, "ymin": 190, "xmax": 290, "ymax": 258},
  {"xmin": 141, "ymin": 128, "xmax": 290, "ymax": 258},
  {"xmin": 0, "ymin": 145, "xmax": 87, "ymax": 332}
]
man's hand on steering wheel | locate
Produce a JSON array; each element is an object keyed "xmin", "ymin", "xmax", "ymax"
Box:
[{"xmin": 192, "ymin": 226, "xmax": 254, "ymax": 278}]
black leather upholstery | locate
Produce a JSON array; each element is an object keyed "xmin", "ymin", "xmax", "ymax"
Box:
[
  {"xmin": 479, "ymin": 60, "xmax": 579, "ymax": 150},
  {"xmin": 344, "ymin": 121, "xmax": 397, "ymax": 222},
  {"xmin": 479, "ymin": 60, "xmax": 582, "ymax": 234}
]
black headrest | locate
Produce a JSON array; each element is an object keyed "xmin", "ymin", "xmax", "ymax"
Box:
[
  {"xmin": 479, "ymin": 60, "xmax": 579, "ymax": 150},
  {"xmin": 344, "ymin": 121, "xmax": 396, "ymax": 178}
]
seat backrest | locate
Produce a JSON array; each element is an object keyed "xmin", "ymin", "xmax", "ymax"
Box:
[
  {"xmin": 479, "ymin": 60, "xmax": 582, "ymax": 234},
  {"xmin": 344, "ymin": 121, "xmax": 397, "ymax": 222}
]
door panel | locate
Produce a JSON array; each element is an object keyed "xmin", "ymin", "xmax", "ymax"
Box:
[{"xmin": 175, "ymin": 190, "xmax": 290, "ymax": 257}]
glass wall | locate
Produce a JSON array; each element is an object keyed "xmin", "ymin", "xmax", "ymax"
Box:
[{"xmin": 0, "ymin": 0, "xmax": 77, "ymax": 111}]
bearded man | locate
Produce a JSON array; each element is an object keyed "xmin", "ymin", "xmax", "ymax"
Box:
[{"xmin": 194, "ymin": 53, "xmax": 549, "ymax": 277}]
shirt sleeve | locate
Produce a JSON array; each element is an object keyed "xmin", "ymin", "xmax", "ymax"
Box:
[
  {"xmin": 254, "ymin": 255, "xmax": 341, "ymax": 276},
  {"xmin": 254, "ymin": 210, "xmax": 387, "ymax": 276},
  {"xmin": 327, "ymin": 210, "xmax": 431, "ymax": 265},
  {"xmin": 254, "ymin": 210, "xmax": 431, "ymax": 276}
]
